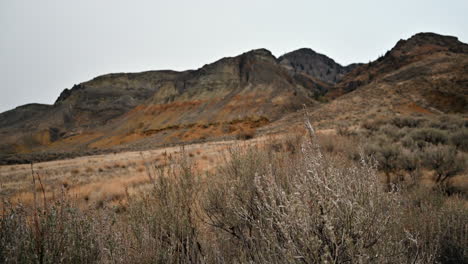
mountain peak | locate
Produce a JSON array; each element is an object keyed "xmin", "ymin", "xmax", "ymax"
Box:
[
  {"xmin": 284, "ymin": 48, "xmax": 318, "ymax": 55},
  {"xmin": 410, "ymin": 32, "xmax": 459, "ymax": 42},
  {"xmin": 278, "ymin": 48, "xmax": 353, "ymax": 84},
  {"xmin": 246, "ymin": 48, "xmax": 274, "ymax": 57},
  {"xmin": 392, "ymin": 32, "xmax": 468, "ymax": 56},
  {"xmin": 239, "ymin": 48, "xmax": 277, "ymax": 63}
]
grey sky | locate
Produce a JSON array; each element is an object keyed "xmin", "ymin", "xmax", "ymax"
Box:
[{"xmin": 1, "ymin": 0, "xmax": 467, "ymax": 113}]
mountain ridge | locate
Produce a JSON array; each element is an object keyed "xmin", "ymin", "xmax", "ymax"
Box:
[
  {"xmin": 1, "ymin": 32, "xmax": 467, "ymax": 164},
  {"xmin": 0, "ymin": 47, "xmax": 322, "ymax": 162}
]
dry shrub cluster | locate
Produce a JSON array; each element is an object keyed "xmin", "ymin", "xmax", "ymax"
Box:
[
  {"xmin": 360, "ymin": 114, "xmax": 467, "ymax": 191},
  {"xmin": 0, "ymin": 197, "xmax": 100, "ymax": 263},
  {"xmin": 1, "ymin": 121, "xmax": 467, "ymax": 263}
]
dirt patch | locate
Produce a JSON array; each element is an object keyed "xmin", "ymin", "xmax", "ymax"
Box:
[{"xmin": 398, "ymin": 102, "xmax": 433, "ymax": 115}]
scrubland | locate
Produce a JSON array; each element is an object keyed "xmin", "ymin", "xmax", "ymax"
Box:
[{"xmin": 1, "ymin": 115, "xmax": 467, "ymax": 263}]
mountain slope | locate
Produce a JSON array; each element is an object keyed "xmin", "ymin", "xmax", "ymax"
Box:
[
  {"xmin": 331, "ymin": 32, "xmax": 468, "ymax": 99},
  {"xmin": 0, "ymin": 49, "xmax": 324, "ymax": 163},
  {"xmin": 308, "ymin": 33, "xmax": 468, "ymax": 129},
  {"xmin": 79, "ymin": 49, "xmax": 322, "ymax": 150}
]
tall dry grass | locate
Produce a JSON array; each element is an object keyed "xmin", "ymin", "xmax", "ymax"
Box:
[{"xmin": 1, "ymin": 120, "xmax": 467, "ymax": 263}]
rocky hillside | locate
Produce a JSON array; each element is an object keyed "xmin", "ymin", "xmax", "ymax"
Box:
[
  {"xmin": 331, "ymin": 32, "xmax": 468, "ymax": 99},
  {"xmin": 1, "ymin": 32, "xmax": 466, "ymax": 164},
  {"xmin": 309, "ymin": 32, "xmax": 468, "ymax": 129},
  {"xmin": 0, "ymin": 49, "xmax": 326, "ymax": 163}
]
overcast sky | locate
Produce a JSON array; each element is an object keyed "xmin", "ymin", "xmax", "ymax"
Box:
[{"xmin": 1, "ymin": 0, "xmax": 467, "ymax": 113}]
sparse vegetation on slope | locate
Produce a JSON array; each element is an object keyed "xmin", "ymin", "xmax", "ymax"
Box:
[
  {"xmin": 359, "ymin": 114, "xmax": 468, "ymax": 194},
  {"xmin": 1, "ymin": 121, "xmax": 467, "ymax": 263}
]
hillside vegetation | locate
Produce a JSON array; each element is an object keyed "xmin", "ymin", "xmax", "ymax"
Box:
[{"xmin": 1, "ymin": 122, "xmax": 467, "ymax": 263}]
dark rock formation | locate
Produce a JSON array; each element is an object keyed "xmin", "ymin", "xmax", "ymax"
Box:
[{"xmin": 278, "ymin": 48, "xmax": 360, "ymax": 84}]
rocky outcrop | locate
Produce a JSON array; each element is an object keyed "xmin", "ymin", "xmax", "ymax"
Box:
[{"xmin": 278, "ymin": 48, "xmax": 360, "ymax": 84}]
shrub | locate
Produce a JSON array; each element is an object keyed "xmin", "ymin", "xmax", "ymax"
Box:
[
  {"xmin": 429, "ymin": 115, "xmax": 466, "ymax": 131},
  {"xmin": 361, "ymin": 118, "xmax": 386, "ymax": 131},
  {"xmin": 398, "ymin": 150, "xmax": 419, "ymax": 173},
  {"xmin": 421, "ymin": 145, "xmax": 466, "ymax": 183},
  {"xmin": 403, "ymin": 134, "xmax": 435, "ymax": 150},
  {"xmin": 202, "ymin": 123, "xmax": 468, "ymax": 263},
  {"xmin": 402, "ymin": 189, "xmax": 468, "ymax": 263},
  {"xmin": 391, "ymin": 116, "xmax": 424, "ymax": 128},
  {"xmin": 401, "ymin": 135, "xmax": 419, "ymax": 149},
  {"xmin": 204, "ymin": 132, "xmax": 410, "ymax": 263},
  {"xmin": 2, "ymin": 121, "xmax": 467, "ymax": 263},
  {"xmin": 365, "ymin": 144, "xmax": 401, "ymax": 173},
  {"xmin": 372, "ymin": 134, "xmax": 393, "ymax": 146},
  {"xmin": 0, "ymin": 199, "xmax": 100, "ymax": 263},
  {"xmin": 379, "ymin": 124, "xmax": 400, "ymax": 140},
  {"xmin": 122, "ymin": 155, "xmax": 204, "ymax": 263},
  {"xmin": 409, "ymin": 128, "xmax": 448, "ymax": 146},
  {"xmin": 450, "ymin": 129, "xmax": 468, "ymax": 152}
]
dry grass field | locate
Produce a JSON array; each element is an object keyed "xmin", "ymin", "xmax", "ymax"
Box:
[
  {"xmin": 0, "ymin": 135, "xmax": 278, "ymax": 208},
  {"xmin": 1, "ymin": 116, "xmax": 467, "ymax": 263}
]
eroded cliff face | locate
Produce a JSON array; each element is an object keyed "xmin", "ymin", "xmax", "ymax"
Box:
[{"xmin": 0, "ymin": 48, "xmax": 324, "ymax": 162}]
